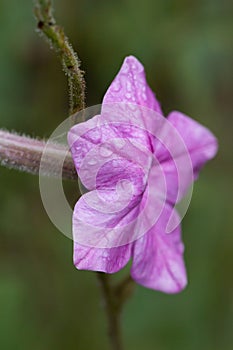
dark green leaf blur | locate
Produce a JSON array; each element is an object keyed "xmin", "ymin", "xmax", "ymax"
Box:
[{"xmin": 0, "ymin": 0, "xmax": 232, "ymax": 349}]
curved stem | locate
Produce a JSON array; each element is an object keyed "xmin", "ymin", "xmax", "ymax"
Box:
[{"xmin": 34, "ymin": 0, "xmax": 86, "ymax": 115}]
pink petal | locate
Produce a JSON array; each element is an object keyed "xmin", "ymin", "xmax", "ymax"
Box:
[
  {"xmin": 73, "ymin": 242, "xmax": 132, "ymax": 274},
  {"xmin": 131, "ymin": 204, "xmax": 187, "ymax": 293},
  {"xmin": 67, "ymin": 56, "xmax": 166, "ymax": 190},
  {"xmin": 103, "ymin": 56, "xmax": 162, "ymax": 114},
  {"xmin": 167, "ymin": 111, "xmax": 218, "ymax": 178},
  {"xmin": 72, "ymin": 191, "xmax": 142, "ymax": 272},
  {"xmin": 68, "ymin": 116, "xmax": 152, "ymax": 191},
  {"xmin": 72, "ymin": 186, "xmax": 145, "ymax": 244},
  {"xmin": 151, "ymin": 111, "xmax": 218, "ymax": 204}
]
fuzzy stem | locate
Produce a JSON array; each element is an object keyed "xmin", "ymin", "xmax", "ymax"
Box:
[
  {"xmin": 34, "ymin": 0, "xmax": 86, "ymax": 115},
  {"xmin": 0, "ymin": 130, "xmax": 77, "ymax": 180}
]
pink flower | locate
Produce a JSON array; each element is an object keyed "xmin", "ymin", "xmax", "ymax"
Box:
[{"xmin": 68, "ymin": 56, "xmax": 218, "ymax": 293}]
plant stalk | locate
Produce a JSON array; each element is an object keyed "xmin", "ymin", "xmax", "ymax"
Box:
[
  {"xmin": 0, "ymin": 130, "xmax": 77, "ymax": 180},
  {"xmin": 34, "ymin": 0, "xmax": 86, "ymax": 115},
  {"xmin": 97, "ymin": 273, "xmax": 135, "ymax": 350}
]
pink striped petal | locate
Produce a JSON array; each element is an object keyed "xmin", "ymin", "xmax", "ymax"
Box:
[
  {"xmin": 103, "ymin": 56, "xmax": 162, "ymax": 114},
  {"xmin": 131, "ymin": 205, "xmax": 187, "ymax": 293}
]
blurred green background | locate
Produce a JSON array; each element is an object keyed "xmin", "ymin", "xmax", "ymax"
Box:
[{"xmin": 0, "ymin": 0, "xmax": 232, "ymax": 349}]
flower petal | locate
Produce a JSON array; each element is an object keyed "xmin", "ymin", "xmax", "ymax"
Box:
[
  {"xmin": 131, "ymin": 205, "xmax": 187, "ymax": 293},
  {"xmin": 72, "ymin": 190, "xmax": 141, "ymax": 272},
  {"xmin": 103, "ymin": 56, "xmax": 162, "ymax": 114},
  {"xmin": 73, "ymin": 242, "xmax": 132, "ymax": 274},
  {"xmin": 68, "ymin": 116, "xmax": 152, "ymax": 191},
  {"xmin": 151, "ymin": 111, "xmax": 218, "ymax": 204},
  {"xmin": 72, "ymin": 187, "xmax": 144, "ymax": 245},
  {"xmin": 167, "ymin": 111, "xmax": 218, "ymax": 179}
]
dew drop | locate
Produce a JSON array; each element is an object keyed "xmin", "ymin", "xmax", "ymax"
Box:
[
  {"xmin": 142, "ymin": 93, "xmax": 147, "ymax": 101},
  {"xmin": 126, "ymin": 81, "xmax": 132, "ymax": 92},
  {"xmin": 102, "ymin": 250, "xmax": 109, "ymax": 258},
  {"xmin": 112, "ymin": 81, "xmax": 121, "ymax": 92},
  {"xmin": 90, "ymin": 128, "xmax": 101, "ymax": 143},
  {"xmin": 114, "ymin": 139, "xmax": 125, "ymax": 149},
  {"xmin": 99, "ymin": 144, "xmax": 113, "ymax": 158},
  {"xmin": 88, "ymin": 158, "xmax": 97, "ymax": 166},
  {"xmin": 122, "ymin": 62, "xmax": 129, "ymax": 73}
]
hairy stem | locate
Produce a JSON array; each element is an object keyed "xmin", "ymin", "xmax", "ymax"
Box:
[
  {"xmin": 0, "ymin": 130, "xmax": 77, "ymax": 180},
  {"xmin": 34, "ymin": 0, "xmax": 86, "ymax": 115},
  {"xmin": 97, "ymin": 273, "xmax": 135, "ymax": 350}
]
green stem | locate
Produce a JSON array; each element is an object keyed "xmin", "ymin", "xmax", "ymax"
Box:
[
  {"xmin": 34, "ymin": 0, "xmax": 86, "ymax": 115},
  {"xmin": 97, "ymin": 273, "xmax": 135, "ymax": 350}
]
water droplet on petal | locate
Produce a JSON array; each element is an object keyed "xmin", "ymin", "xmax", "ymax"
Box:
[
  {"xmin": 75, "ymin": 145, "xmax": 81, "ymax": 152},
  {"xmin": 112, "ymin": 81, "xmax": 121, "ymax": 92},
  {"xmin": 122, "ymin": 62, "xmax": 129, "ymax": 73},
  {"xmin": 89, "ymin": 128, "xmax": 101, "ymax": 143},
  {"xmin": 99, "ymin": 144, "xmax": 113, "ymax": 158},
  {"xmin": 142, "ymin": 93, "xmax": 147, "ymax": 101},
  {"xmin": 88, "ymin": 158, "xmax": 97, "ymax": 166},
  {"xmin": 114, "ymin": 139, "xmax": 125, "ymax": 149},
  {"xmin": 126, "ymin": 81, "xmax": 132, "ymax": 91},
  {"xmin": 102, "ymin": 250, "xmax": 109, "ymax": 258}
]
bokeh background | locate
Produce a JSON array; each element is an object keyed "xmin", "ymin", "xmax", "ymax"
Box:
[{"xmin": 0, "ymin": 0, "xmax": 232, "ymax": 349}]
